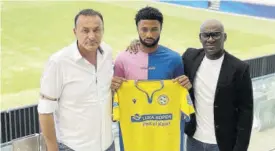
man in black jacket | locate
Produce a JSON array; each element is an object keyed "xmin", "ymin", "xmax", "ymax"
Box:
[{"xmin": 183, "ymin": 19, "xmax": 253, "ymax": 151}]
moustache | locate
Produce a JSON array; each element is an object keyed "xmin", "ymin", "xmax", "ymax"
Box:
[{"xmin": 145, "ymin": 38, "xmax": 155, "ymax": 41}]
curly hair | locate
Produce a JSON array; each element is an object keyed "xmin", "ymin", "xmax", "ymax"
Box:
[{"xmin": 135, "ymin": 6, "xmax": 163, "ymax": 27}]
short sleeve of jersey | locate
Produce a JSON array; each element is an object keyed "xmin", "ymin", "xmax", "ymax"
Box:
[
  {"xmin": 112, "ymin": 92, "xmax": 120, "ymax": 121},
  {"xmin": 173, "ymin": 58, "xmax": 184, "ymax": 78},
  {"xmin": 180, "ymin": 92, "xmax": 195, "ymax": 122}
]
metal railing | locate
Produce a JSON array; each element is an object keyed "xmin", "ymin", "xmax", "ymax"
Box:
[
  {"xmin": 1, "ymin": 105, "xmax": 40, "ymax": 144},
  {"xmin": 246, "ymin": 54, "xmax": 275, "ymax": 78}
]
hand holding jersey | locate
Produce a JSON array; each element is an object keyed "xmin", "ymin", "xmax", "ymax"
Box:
[
  {"xmin": 173, "ymin": 75, "xmax": 192, "ymax": 90},
  {"xmin": 111, "ymin": 76, "xmax": 127, "ymax": 92}
]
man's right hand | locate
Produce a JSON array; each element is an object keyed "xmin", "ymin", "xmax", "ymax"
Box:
[
  {"xmin": 39, "ymin": 114, "xmax": 59, "ymax": 151},
  {"xmin": 46, "ymin": 142, "xmax": 59, "ymax": 151},
  {"xmin": 111, "ymin": 76, "xmax": 127, "ymax": 92},
  {"xmin": 126, "ymin": 39, "xmax": 140, "ymax": 54}
]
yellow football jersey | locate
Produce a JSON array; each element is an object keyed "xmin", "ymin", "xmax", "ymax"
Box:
[{"xmin": 113, "ymin": 80, "xmax": 195, "ymax": 151}]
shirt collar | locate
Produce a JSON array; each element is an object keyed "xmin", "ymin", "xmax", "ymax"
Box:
[
  {"xmin": 71, "ymin": 41, "xmax": 83, "ymax": 62},
  {"xmin": 71, "ymin": 41, "xmax": 104, "ymax": 62}
]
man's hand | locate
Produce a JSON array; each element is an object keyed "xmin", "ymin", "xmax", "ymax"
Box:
[
  {"xmin": 126, "ymin": 39, "xmax": 140, "ymax": 54},
  {"xmin": 173, "ymin": 75, "xmax": 192, "ymax": 90},
  {"xmin": 39, "ymin": 114, "xmax": 59, "ymax": 151},
  {"xmin": 111, "ymin": 76, "xmax": 127, "ymax": 92},
  {"xmin": 46, "ymin": 142, "xmax": 59, "ymax": 151}
]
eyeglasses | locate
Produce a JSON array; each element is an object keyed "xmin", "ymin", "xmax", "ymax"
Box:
[{"xmin": 200, "ymin": 32, "xmax": 223, "ymax": 40}]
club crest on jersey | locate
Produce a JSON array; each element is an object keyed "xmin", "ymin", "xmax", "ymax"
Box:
[
  {"xmin": 132, "ymin": 99, "xmax": 137, "ymax": 104},
  {"xmin": 158, "ymin": 95, "xmax": 169, "ymax": 105}
]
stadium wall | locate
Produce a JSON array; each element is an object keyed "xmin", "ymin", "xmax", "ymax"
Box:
[
  {"xmin": 159, "ymin": 0, "xmax": 275, "ymax": 19},
  {"xmin": 219, "ymin": 1, "xmax": 275, "ymax": 19}
]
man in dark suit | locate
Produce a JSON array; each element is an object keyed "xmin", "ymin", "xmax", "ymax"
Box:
[{"xmin": 183, "ymin": 19, "xmax": 253, "ymax": 151}]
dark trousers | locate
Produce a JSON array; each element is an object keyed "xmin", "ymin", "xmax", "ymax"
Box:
[{"xmin": 186, "ymin": 137, "xmax": 220, "ymax": 151}]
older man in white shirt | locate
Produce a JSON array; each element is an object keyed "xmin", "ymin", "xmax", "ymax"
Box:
[{"xmin": 38, "ymin": 9, "xmax": 114, "ymax": 151}]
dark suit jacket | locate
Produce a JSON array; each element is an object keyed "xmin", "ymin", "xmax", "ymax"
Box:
[{"xmin": 183, "ymin": 48, "xmax": 254, "ymax": 151}]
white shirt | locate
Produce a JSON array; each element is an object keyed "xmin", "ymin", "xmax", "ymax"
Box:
[
  {"xmin": 38, "ymin": 41, "xmax": 114, "ymax": 151},
  {"xmin": 193, "ymin": 55, "xmax": 224, "ymax": 144}
]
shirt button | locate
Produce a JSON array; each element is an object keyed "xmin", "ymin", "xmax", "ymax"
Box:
[
  {"xmin": 215, "ymin": 125, "xmax": 219, "ymax": 129},
  {"xmin": 214, "ymin": 105, "xmax": 218, "ymax": 108}
]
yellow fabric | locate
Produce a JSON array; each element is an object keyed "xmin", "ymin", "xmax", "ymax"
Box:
[{"xmin": 113, "ymin": 80, "xmax": 195, "ymax": 151}]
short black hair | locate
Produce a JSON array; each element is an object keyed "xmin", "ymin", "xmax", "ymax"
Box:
[
  {"xmin": 74, "ymin": 9, "xmax": 104, "ymax": 27},
  {"xmin": 135, "ymin": 6, "xmax": 163, "ymax": 27}
]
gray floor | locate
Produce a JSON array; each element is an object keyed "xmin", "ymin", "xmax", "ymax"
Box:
[
  {"xmin": 1, "ymin": 145, "xmax": 11, "ymax": 151},
  {"xmin": 249, "ymin": 127, "xmax": 275, "ymax": 151}
]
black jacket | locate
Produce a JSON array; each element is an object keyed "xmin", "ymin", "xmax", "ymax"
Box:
[{"xmin": 183, "ymin": 48, "xmax": 253, "ymax": 151}]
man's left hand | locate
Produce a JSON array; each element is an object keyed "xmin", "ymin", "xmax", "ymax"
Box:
[
  {"xmin": 173, "ymin": 75, "xmax": 192, "ymax": 90},
  {"xmin": 126, "ymin": 39, "xmax": 140, "ymax": 54},
  {"xmin": 111, "ymin": 76, "xmax": 127, "ymax": 92}
]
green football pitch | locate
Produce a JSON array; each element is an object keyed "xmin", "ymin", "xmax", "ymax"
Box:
[{"xmin": 1, "ymin": 1, "xmax": 275, "ymax": 110}]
